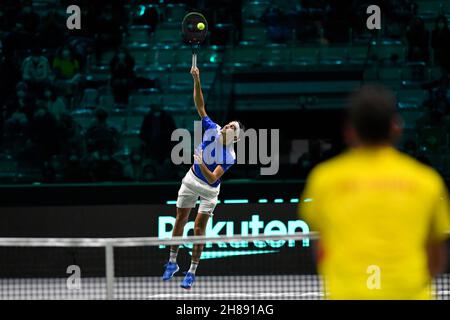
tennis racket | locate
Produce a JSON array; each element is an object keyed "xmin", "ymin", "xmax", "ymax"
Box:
[{"xmin": 181, "ymin": 12, "xmax": 208, "ymax": 68}]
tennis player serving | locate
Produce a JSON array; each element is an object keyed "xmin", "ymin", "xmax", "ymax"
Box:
[{"xmin": 162, "ymin": 66, "xmax": 244, "ymax": 289}]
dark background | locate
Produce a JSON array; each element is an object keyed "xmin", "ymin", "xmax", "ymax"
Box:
[
  {"xmin": 1, "ymin": 0, "xmax": 449, "ymax": 184},
  {"xmin": 0, "ymin": 201, "xmax": 315, "ymax": 277}
]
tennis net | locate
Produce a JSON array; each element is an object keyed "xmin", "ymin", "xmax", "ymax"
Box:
[{"xmin": 0, "ymin": 234, "xmax": 449, "ymax": 300}]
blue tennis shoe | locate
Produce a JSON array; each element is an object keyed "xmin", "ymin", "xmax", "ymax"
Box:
[
  {"xmin": 162, "ymin": 262, "xmax": 179, "ymax": 281},
  {"xmin": 180, "ymin": 272, "xmax": 196, "ymax": 289}
]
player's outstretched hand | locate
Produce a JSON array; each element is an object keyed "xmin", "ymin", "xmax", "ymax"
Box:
[{"xmin": 190, "ymin": 67, "xmax": 200, "ymax": 82}]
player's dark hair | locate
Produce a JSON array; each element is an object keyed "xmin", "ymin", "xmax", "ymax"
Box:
[
  {"xmin": 234, "ymin": 120, "xmax": 245, "ymax": 139},
  {"xmin": 347, "ymin": 85, "xmax": 397, "ymax": 143},
  {"xmin": 235, "ymin": 120, "xmax": 245, "ymax": 132}
]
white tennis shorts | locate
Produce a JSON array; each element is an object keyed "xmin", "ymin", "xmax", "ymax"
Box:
[{"xmin": 176, "ymin": 169, "xmax": 220, "ymax": 216}]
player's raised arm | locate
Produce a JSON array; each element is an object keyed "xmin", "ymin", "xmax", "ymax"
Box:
[{"xmin": 191, "ymin": 67, "xmax": 207, "ymax": 118}]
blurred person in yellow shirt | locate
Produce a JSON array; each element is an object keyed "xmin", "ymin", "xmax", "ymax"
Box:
[{"xmin": 300, "ymin": 85, "xmax": 450, "ymax": 299}]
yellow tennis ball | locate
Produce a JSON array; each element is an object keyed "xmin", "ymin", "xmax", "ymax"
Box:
[{"xmin": 197, "ymin": 22, "xmax": 205, "ymax": 31}]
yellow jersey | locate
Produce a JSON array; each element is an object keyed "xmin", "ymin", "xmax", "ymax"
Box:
[
  {"xmin": 300, "ymin": 146, "xmax": 450, "ymax": 299},
  {"xmin": 53, "ymin": 58, "xmax": 79, "ymax": 79}
]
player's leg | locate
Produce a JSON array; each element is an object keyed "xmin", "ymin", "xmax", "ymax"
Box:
[
  {"xmin": 168, "ymin": 207, "xmax": 191, "ymax": 262},
  {"xmin": 191, "ymin": 212, "xmax": 210, "ymax": 267},
  {"xmin": 180, "ymin": 192, "xmax": 217, "ymax": 289},
  {"xmin": 163, "ymin": 207, "xmax": 192, "ymax": 281},
  {"xmin": 163, "ymin": 181, "xmax": 197, "ymax": 281},
  {"xmin": 180, "ymin": 211, "xmax": 210, "ymax": 289}
]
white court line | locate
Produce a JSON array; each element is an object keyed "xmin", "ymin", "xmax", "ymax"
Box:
[{"xmin": 147, "ymin": 292, "xmax": 325, "ymax": 299}]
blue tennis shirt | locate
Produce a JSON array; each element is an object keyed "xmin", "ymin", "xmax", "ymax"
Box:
[{"xmin": 193, "ymin": 116, "xmax": 236, "ymax": 187}]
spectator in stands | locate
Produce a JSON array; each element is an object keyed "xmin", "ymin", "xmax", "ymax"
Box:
[
  {"xmin": 3, "ymin": 83, "xmax": 33, "ymax": 155},
  {"xmin": 431, "ymin": 15, "xmax": 450, "ymax": 74},
  {"xmin": 66, "ymin": 36, "xmax": 95, "ymax": 70},
  {"xmin": 22, "ymin": 48, "xmax": 52, "ymax": 95},
  {"xmin": 406, "ymin": 16, "xmax": 429, "ymax": 63},
  {"xmin": 4, "ymin": 82, "xmax": 35, "ymax": 122},
  {"xmin": 85, "ymin": 108, "xmax": 119, "ymax": 155},
  {"xmin": 42, "ymin": 85, "xmax": 67, "ymax": 122},
  {"xmin": 52, "ymin": 46, "xmax": 82, "ymax": 97},
  {"xmin": 110, "ymin": 47, "xmax": 135, "ymax": 105},
  {"xmin": 53, "ymin": 46, "xmax": 81, "ymax": 80},
  {"xmin": 139, "ymin": 104, "xmax": 176, "ymax": 162}
]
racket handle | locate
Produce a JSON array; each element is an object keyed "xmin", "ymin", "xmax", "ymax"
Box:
[{"xmin": 192, "ymin": 53, "xmax": 197, "ymax": 68}]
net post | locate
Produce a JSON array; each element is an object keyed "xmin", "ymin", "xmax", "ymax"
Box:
[{"xmin": 105, "ymin": 243, "xmax": 115, "ymax": 300}]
